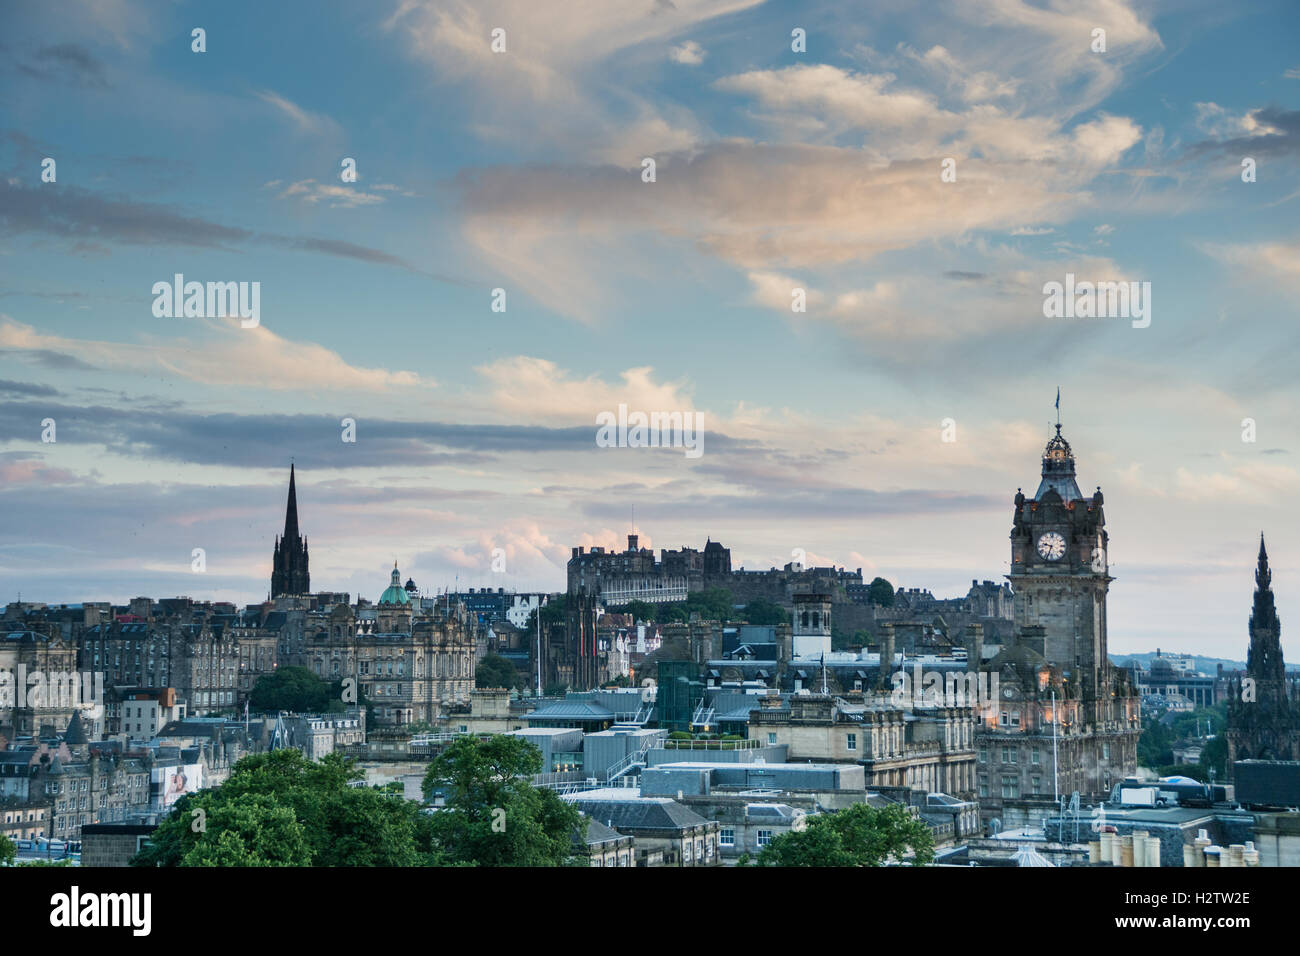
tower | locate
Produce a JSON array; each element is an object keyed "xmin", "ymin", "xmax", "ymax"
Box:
[
  {"xmin": 792, "ymin": 593, "xmax": 832, "ymax": 659},
  {"xmin": 1227, "ymin": 535, "xmax": 1300, "ymax": 767},
  {"xmin": 271, "ymin": 463, "xmax": 310, "ymax": 597},
  {"xmin": 1008, "ymin": 424, "xmax": 1110, "ymax": 698}
]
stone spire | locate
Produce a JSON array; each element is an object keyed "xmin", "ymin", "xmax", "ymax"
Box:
[
  {"xmin": 271, "ymin": 464, "xmax": 310, "ymax": 597},
  {"xmin": 1248, "ymin": 534, "xmax": 1284, "ymax": 684},
  {"xmin": 283, "ymin": 462, "xmax": 300, "ymax": 541}
]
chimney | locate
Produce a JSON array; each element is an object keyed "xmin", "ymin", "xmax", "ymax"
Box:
[
  {"xmin": 964, "ymin": 623, "xmax": 984, "ymax": 670},
  {"xmin": 877, "ymin": 623, "xmax": 896, "ymax": 690}
]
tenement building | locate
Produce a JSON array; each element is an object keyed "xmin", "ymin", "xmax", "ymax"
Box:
[
  {"xmin": 975, "ymin": 424, "xmax": 1141, "ymax": 829},
  {"xmin": 1226, "ymin": 536, "xmax": 1300, "ymax": 768}
]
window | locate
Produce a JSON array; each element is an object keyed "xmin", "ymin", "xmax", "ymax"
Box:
[
  {"xmin": 1010, "ymin": 711, "xmax": 1020, "ymax": 727},
  {"xmin": 1031, "ymin": 749, "xmax": 1040, "ymax": 765},
  {"xmin": 1102, "ymin": 743, "xmax": 1111, "ymax": 760},
  {"xmin": 1032, "ymin": 776, "xmax": 1041, "ymax": 794},
  {"xmin": 846, "ymin": 733, "xmax": 857, "ymax": 751},
  {"xmin": 757, "ymin": 829, "xmax": 773, "ymax": 847},
  {"xmin": 1000, "ymin": 711, "xmax": 1009, "ymax": 726},
  {"xmin": 1001, "ymin": 776, "xmax": 1019, "ymax": 799},
  {"xmin": 683, "ymin": 841, "xmax": 691, "ymax": 862},
  {"xmin": 719, "ymin": 827, "xmax": 735, "ymax": 847},
  {"xmin": 978, "ymin": 748, "xmax": 987, "ymax": 764},
  {"xmin": 767, "ymin": 733, "xmax": 777, "ymax": 745}
]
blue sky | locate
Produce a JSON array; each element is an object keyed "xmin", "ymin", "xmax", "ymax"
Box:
[{"xmin": 1, "ymin": 0, "xmax": 1298, "ymax": 658}]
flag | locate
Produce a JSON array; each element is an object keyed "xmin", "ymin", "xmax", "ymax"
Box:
[{"xmin": 1055, "ymin": 387, "xmax": 1060, "ymax": 411}]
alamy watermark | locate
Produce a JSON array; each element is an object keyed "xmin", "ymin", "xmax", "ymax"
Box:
[
  {"xmin": 891, "ymin": 665, "xmax": 999, "ymax": 715},
  {"xmin": 152, "ymin": 274, "xmax": 260, "ymax": 327},
  {"xmin": 595, "ymin": 404, "xmax": 703, "ymax": 459},
  {"xmin": 0, "ymin": 667, "xmax": 105, "ymax": 716},
  {"xmin": 1042, "ymin": 273, "xmax": 1150, "ymax": 328}
]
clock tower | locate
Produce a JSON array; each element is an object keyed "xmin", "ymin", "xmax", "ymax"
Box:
[{"xmin": 1008, "ymin": 424, "xmax": 1111, "ymax": 701}]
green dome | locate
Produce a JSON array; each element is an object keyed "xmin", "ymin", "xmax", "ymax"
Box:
[{"xmin": 379, "ymin": 564, "xmax": 410, "ymax": 605}]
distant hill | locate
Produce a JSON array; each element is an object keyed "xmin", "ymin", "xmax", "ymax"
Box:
[{"xmin": 1111, "ymin": 651, "xmax": 1300, "ymax": 674}]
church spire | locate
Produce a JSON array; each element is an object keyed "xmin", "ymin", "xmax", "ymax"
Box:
[
  {"xmin": 284, "ymin": 462, "xmax": 301, "ymax": 541},
  {"xmin": 271, "ymin": 463, "xmax": 310, "ymax": 597}
]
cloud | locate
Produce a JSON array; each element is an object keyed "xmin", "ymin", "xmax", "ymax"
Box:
[
  {"xmin": 18, "ymin": 43, "xmax": 111, "ymax": 88},
  {"xmin": 0, "ymin": 179, "xmax": 430, "ymax": 273},
  {"xmin": 474, "ymin": 356, "xmax": 698, "ymax": 422},
  {"xmin": 0, "ymin": 316, "xmax": 430, "ymax": 393},
  {"xmin": 670, "ymin": 41, "xmax": 706, "ymax": 65},
  {"xmin": 276, "ymin": 180, "xmax": 388, "ymax": 208},
  {"xmin": 384, "ymin": 0, "xmax": 758, "ymax": 162},
  {"xmin": 254, "ymin": 89, "xmax": 342, "ymax": 137},
  {"xmin": 1198, "ymin": 239, "xmax": 1300, "ymax": 285}
]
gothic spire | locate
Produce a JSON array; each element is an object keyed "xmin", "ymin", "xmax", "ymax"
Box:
[
  {"xmin": 1248, "ymin": 533, "xmax": 1283, "ymax": 683},
  {"xmin": 284, "ymin": 462, "xmax": 300, "ymax": 541}
]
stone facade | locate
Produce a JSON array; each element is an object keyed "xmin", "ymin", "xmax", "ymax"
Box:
[
  {"xmin": 977, "ymin": 425, "xmax": 1141, "ymax": 828},
  {"xmin": 1226, "ymin": 537, "xmax": 1300, "ymax": 769}
]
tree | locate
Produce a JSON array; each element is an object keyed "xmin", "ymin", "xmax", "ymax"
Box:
[
  {"xmin": 1200, "ymin": 736, "xmax": 1228, "ymax": 779},
  {"xmin": 754, "ymin": 803, "xmax": 934, "ymax": 867},
  {"xmin": 476, "ymin": 653, "xmax": 519, "ymax": 690},
  {"xmin": 249, "ymin": 666, "xmax": 337, "ymax": 713},
  {"xmin": 0, "ymin": 834, "xmax": 14, "ymax": 867},
  {"xmin": 867, "ymin": 577, "xmax": 896, "ymax": 606},
  {"xmin": 176, "ymin": 796, "xmax": 312, "ymax": 867},
  {"xmin": 132, "ymin": 750, "xmax": 430, "ymax": 867},
  {"xmin": 743, "ymin": 599, "xmax": 789, "ymax": 626},
  {"xmin": 422, "ymin": 734, "xmax": 586, "ymax": 866},
  {"xmin": 621, "ymin": 600, "xmax": 654, "ymax": 623}
]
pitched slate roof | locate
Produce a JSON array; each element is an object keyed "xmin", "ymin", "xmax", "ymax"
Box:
[{"xmin": 569, "ymin": 796, "xmax": 709, "ymax": 833}]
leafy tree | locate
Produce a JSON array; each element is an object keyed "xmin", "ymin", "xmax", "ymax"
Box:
[
  {"xmin": 1137, "ymin": 718, "xmax": 1175, "ymax": 769},
  {"xmin": 543, "ymin": 682, "xmax": 568, "ymax": 697},
  {"xmin": 249, "ymin": 666, "xmax": 336, "ymax": 713},
  {"xmin": 132, "ymin": 750, "xmax": 430, "ymax": 867},
  {"xmin": 476, "ymin": 653, "xmax": 519, "ymax": 690},
  {"xmin": 754, "ymin": 803, "xmax": 934, "ymax": 867},
  {"xmin": 176, "ymin": 796, "xmax": 312, "ymax": 867},
  {"xmin": 867, "ymin": 577, "xmax": 896, "ymax": 606},
  {"xmin": 421, "ymin": 734, "xmax": 586, "ymax": 867},
  {"xmin": 1200, "ymin": 736, "xmax": 1228, "ymax": 779},
  {"xmin": 0, "ymin": 834, "xmax": 14, "ymax": 867},
  {"xmin": 621, "ymin": 600, "xmax": 654, "ymax": 623},
  {"xmin": 743, "ymin": 599, "xmax": 789, "ymax": 626}
]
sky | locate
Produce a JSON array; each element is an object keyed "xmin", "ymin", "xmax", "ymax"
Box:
[{"xmin": 1, "ymin": 0, "xmax": 1298, "ymax": 659}]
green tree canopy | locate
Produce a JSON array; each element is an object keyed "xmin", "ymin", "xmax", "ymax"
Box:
[
  {"xmin": 867, "ymin": 577, "xmax": 896, "ymax": 606},
  {"xmin": 742, "ymin": 599, "xmax": 790, "ymax": 626},
  {"xmin": 752, "ymin": 803, "xmax": 934, "ymax": 867},
  {"xmin": 421, "ymin": 734, "xmax": 586, "ymax": 867},
  {"xmin": 476, "ymin": 653, "xmax": 520, "ymax": 690},
  {"xmin": 249, "ymin": 666, "xmax": 340, "ymax": 713},
  {"xmin": 0, "ymin": 833, "xmax": 14, "ymax": 867},
  {"xmin": 132, "ymin": 750, "xmax": 431, "ymax": 867}
]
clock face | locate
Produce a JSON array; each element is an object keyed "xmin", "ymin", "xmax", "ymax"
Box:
[{"xmin": 1037, "ymin": 531, "xmax": 1066, "ymax": 561}]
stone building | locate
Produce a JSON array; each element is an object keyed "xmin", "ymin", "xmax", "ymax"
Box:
[
  {"xmin": 975, "ymin": 423, "xmax": 1141, "ymax": 829},
  {"xmin": 0, "ymin": 626, "xmax": 82, "ymax": 736},
  {"xmin": 748, "ymin": 692, "xmax": 979, "ymax": 805},
  {"xmin": 295, "ymin": 566, "xmax": 477, "ymax": 727},
  {"xmin": 79, "ymin": 617, "xmax": 238, "ymax": 717},
  {"xmin": 1226, "ymin": 536, "xmax": 1300, "ymax": 769}
]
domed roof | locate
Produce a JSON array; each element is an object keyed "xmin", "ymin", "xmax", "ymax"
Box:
[
  {"xmin": 1034, "ymin": 425, "xmax": 1083, "ymax": 501},
  {"xmin": 379, "ymin": 563, "xmax": 410, "ymax": 605}
]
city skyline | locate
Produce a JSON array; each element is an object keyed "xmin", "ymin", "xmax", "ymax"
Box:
[{"xmin": 2, "ymin": 0, "xmax": 1299, "ymax": 659}]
